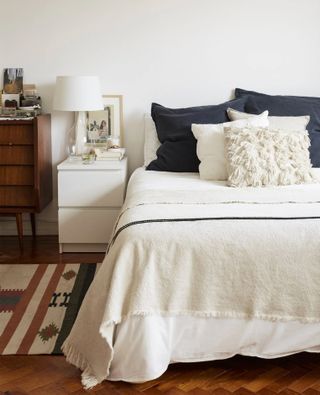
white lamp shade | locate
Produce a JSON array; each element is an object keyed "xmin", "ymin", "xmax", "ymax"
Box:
[{"xmin": 53, "ymin": 75, "xmax": 104, "ymax": 111}]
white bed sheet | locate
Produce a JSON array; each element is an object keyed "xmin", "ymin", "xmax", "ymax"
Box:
[
  {"xmin": 131, "ymin": 167, "xmax": 320, "ymax": 195},
  {"xmin": 108, "ymin": 168, "xmax": 320, "ymax": 382}
]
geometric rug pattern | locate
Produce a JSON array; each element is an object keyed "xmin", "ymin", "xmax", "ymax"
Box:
[{"xmin": 0, "ymin": 263, "xmax": 97, "ymax": 355}]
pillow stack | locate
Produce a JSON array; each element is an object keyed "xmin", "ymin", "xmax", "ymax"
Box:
[
  {"xmin": 145, "ymin": 88, "xmax": 319, "ymax": 187},
  {"xmin": 192, "ymin": 108, "xmax": 314, "ymax": 187}
]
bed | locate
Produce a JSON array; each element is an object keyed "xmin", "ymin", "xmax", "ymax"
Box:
[{"xmin": 63, "ymin": 166, "xmax": 320, "ymax": 389}]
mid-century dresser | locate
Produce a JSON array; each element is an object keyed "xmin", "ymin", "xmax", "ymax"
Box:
[{"xmin": 0, "ymin": 114, "xmax": 52, "ymax": 247}]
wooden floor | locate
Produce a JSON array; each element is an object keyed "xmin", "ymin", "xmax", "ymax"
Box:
[
  {"xmin": 0, "ymin": 236, "xmax": 104, "ymax": 265},
  {"xmin": 1, "ymin": 236, "xmax": 320, "ymax": 394}
]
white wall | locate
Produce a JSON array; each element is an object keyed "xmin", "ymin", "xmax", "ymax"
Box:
[{"xmin": 1, "ymin": 0, "xmax": 320, "ymax": 234}]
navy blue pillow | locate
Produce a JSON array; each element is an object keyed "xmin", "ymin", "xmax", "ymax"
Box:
[
  {"xmin": 235, "ymin": 88, "xmax": 320, "ymax": 167},
  {"xmin": 147, "ymin": 98, "xmax": 246, "ymax": 172}
]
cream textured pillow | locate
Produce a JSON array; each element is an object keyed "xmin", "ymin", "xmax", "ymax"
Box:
[
  {"xmin": 224, "ymin": 127, "xmax": 314, "ymax": 187},
  {"xmin": 191, "ymin": 111, "xmax": 269, "ymax": 180},
  {"xmin": 227, "ymin": 108, "xmax": 310, "ymax": 132}
]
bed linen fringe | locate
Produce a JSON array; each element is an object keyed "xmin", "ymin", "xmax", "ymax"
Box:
[
  {"xmin": 62, "ymin": 341, "xmax": 102, "ymax": 389},
  {"xmin": 100, "ymin": 310, "xmax": 320, "ymax": 327}
]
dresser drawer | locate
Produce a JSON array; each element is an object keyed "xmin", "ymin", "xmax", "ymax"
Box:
[
  {"xmin": 0, "ymin": 124, "xmax": 34, "ymax": 145},
  {"xmin": 0, "ymin": 146, "xmax": 34, "ymax": 165},
  {"xmin": 58, "ymin": 208, "xmax": 119, "ymax": 243},
  {"xmin": 58, "ymin": 170, "xmax": 126, "ymax": 207},
  {"xmin": 0, "ymin": 166, "xmax": 34, "ymax": 185},
  {"xmin": 0, "ymin": 186, "xmax": 35, "ymax": 206}
]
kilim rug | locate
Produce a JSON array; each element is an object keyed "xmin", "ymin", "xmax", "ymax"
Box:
[{"xmin": 0, "ymin": 263, "xmax": 98, "ymax": 355}]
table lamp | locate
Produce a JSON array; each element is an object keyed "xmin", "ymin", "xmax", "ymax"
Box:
[{"xmin": 53, "ymin": 75, "xmax": 103, "ymax": 159}]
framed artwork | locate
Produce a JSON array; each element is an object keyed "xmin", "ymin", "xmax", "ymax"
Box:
[
  {"xmin": 3, "ymin": 68, "xmax": 23, "ymax": 94},
  {"xmin": 86, "ymin": 95, "xmax": 123, "ymax": 146}
]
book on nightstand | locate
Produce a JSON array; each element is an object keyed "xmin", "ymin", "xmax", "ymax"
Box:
[{"xmin": 94, "ymin": 147, "xmax": 126, "ymax": 161}]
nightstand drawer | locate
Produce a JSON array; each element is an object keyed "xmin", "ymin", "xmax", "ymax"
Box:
[
  {"xmin": 58, "ymin": 170, "xmax": 126, "ymax": 207},
  {"xmin": 58, "ymin": 208, "xmax": 119, "ymax": 243}
]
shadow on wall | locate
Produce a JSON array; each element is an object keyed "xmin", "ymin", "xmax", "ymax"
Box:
[{"xmin": 121, "ymin": 108, "xmax": 144, "ymax": 173}]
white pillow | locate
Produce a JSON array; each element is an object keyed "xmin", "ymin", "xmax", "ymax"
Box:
[
  {"xmin": 227, "ymin": 108, "xmax": 310, "ymax": 131},
  {"xmin": 225, "ymin": 126, "xmax": 314, "ymax": 187},
  {"xmin": 144, "ymin": 114, "xmax": 160, "ymax": 167},
  {"xmin": 191, "ymin": 111, "xmax": 269, "ymax": 180}
]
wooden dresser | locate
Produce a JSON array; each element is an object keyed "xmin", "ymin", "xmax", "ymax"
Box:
[{"xmin": 0, "ymin": 115, "xmax": 52, "ymax": 247}]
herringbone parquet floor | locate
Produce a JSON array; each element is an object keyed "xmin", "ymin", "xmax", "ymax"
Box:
[
  {"xmin": 1, "ymin": 237, "xmax": 320, "ymax": 395},
  {"xmin": 1, "ymin": 352, "xmax": 320, "ymax": 394}
]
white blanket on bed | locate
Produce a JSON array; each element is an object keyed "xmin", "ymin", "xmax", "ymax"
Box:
[{"xmin": 63, "ymin": 169, "xmax": 320, "ymax": 388}]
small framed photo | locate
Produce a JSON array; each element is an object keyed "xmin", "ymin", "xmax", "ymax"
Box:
[{"xmin": 86, "ymin": 95, "xmax": 123, "ymax": 146}]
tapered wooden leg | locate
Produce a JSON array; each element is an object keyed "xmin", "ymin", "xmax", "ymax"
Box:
[
  {"xmin": 30, "ymin": 213, "xmax": 36, "ymax": 237},
  {"xmin": 15, "ymin": 213, "xmax": 23, "ymax": 250}
]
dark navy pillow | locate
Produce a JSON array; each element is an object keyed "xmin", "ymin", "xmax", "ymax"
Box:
[
  {"xmin": 235, "ymin": 88, "xmax": 320, "ymax": 167},
  {"xmin": 147, "ymin": 98, "xmax": 246, "ymax": 172}
]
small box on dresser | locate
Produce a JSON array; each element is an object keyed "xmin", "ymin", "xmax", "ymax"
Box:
[{"xmin": 57, "ymin": 157, "xmax": 128, "ymax": 253}]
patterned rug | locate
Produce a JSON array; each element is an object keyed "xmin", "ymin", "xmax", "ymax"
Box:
[{"xmin": 0, "ymin": 263, "xmax": 98, "ymax": 355}]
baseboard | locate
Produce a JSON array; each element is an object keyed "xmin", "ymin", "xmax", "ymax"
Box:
[
  {"xmin": 0, "ymin": 218, "xmax": 58, "ymax": 236},
  {"xmin": 59, "ymin": 243, "xmax": 107, "ymax": 253}
]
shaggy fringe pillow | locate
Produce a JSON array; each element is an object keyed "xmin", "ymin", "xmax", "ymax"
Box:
[{"xmin": 224, "ymin": 127, "xmax": 314, "ymax": 187}]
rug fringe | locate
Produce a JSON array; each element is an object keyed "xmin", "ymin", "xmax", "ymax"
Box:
[{"xmin": 62, "ymin": 341, "xmax": 100, "ymax": 389}]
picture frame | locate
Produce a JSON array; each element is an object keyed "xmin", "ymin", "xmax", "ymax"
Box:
[
  {"xmin": 86, "ymin": 95, "xmax": 123, "ymax": 147},
  {"xmin": 3, "ymin": 68, "xmax": 23, "ymax": 94}
]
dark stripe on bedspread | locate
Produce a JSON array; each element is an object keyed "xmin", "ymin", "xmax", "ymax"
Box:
[{"xmin": 108, "ymin": 216, "xmax": 320, "ymax": 250}]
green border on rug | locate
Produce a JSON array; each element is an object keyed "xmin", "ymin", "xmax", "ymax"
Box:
[{"xmin": 52, "ymin": 263, "xmax": 97, "ymax": 354}]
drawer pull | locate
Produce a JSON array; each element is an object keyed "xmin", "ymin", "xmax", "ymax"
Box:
[{"xmin": 8, "ymin": 142, "xmax": 13, "ymax": 146}]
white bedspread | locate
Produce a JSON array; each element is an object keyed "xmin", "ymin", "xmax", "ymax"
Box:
[{"xmin": 63, "ymin": 168, "xmax": 320, "ymax": 388}]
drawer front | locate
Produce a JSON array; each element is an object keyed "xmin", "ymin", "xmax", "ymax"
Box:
[
  {"xmin": 0, "ymin": 166, "xmax": 34, "ymax": 185},
  {"xmin": 58, "ymin": 170, "xmax": 126, "ymax": 207},
  {"xmin": 0, "ymin": 186, "xmax": 35, "ymax": 207},
  {"xmin": 58, "ymin": 208, "xmax": 119, "ymax": 243},
  {"xmin": 0, "ymin": 124, "xmax": 34, "ymax": 145},
  {"xmin": 0, "ymin": 146, "xmax": 34, "ymax": 165}
]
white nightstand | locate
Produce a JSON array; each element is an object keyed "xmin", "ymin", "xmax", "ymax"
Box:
[{"xmin": 57, "ymin": 157, "xmax": 128, "ymax": 253}]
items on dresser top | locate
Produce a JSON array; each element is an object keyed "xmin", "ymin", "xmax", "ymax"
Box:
[
  {"xmin": 0, "ymin": 115, "xmax": 52, "ymax": 248},
  {"xmin": 1, "ymin": 68, "xmax": 42, "ymax": 117}
]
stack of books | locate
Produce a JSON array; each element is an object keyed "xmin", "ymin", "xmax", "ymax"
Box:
[{"xmin": 95, "ymin": 147, "xmax": 126, "ymax": 161}]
